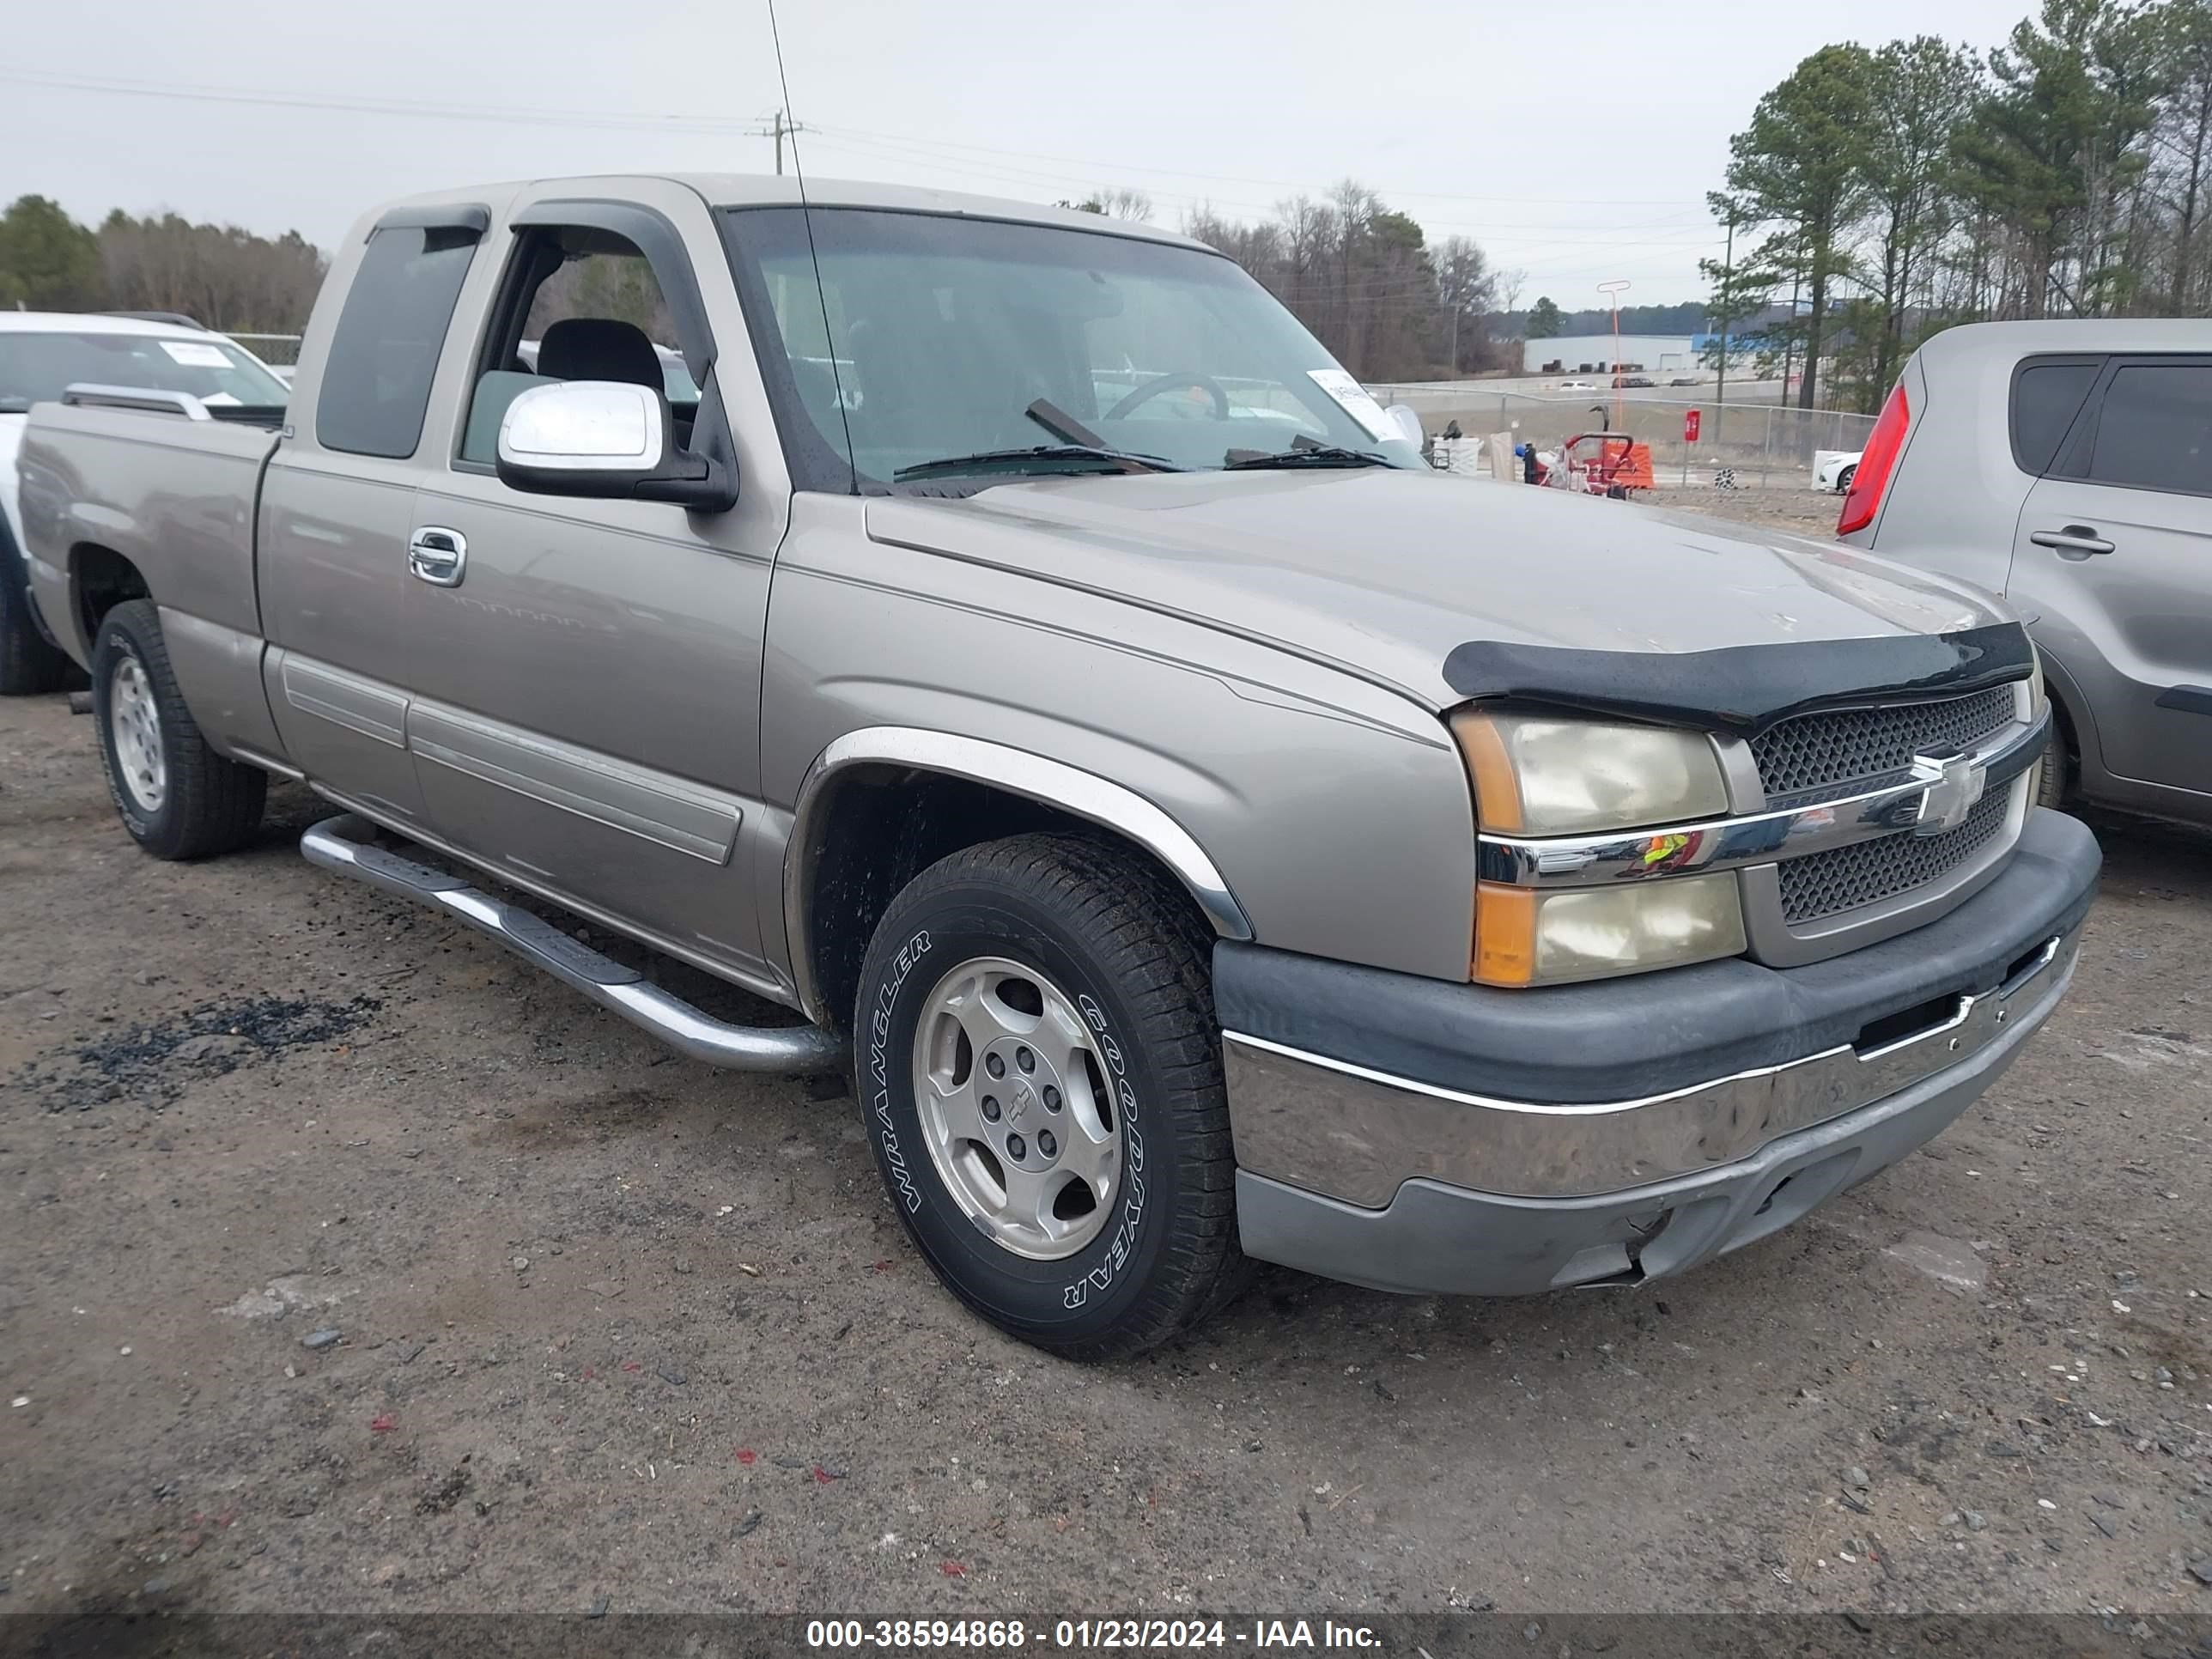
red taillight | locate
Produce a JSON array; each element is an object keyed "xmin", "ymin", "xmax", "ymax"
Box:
[{"xmin": 1838, "ymin": 382, "xmax": 1909, "ymax": 537}]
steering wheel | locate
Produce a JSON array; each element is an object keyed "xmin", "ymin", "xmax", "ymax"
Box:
[{"xmin": 1105, "ymin": 372, "xmax": 1232, "ymax": 421}]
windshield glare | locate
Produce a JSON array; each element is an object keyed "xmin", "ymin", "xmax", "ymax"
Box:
[
  {"xmin": 0, "ymin": 331, "xmax": 289, "ymax": 415},
  {"xmin": 721, "ymin": 207, "xmax": 1425, "ymax": 488}
]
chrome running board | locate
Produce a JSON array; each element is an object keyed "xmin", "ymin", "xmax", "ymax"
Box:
[{"xmin": 301, "ymin": 813, "xmax": 847, "ymax": 1073}]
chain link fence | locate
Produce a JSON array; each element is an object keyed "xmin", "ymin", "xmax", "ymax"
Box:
[
  {"xmin": 1370, "ymin": 386, "xmax": 1876, "ymax": 492},
  {"xmin": 229, "ymin": 332, "xmax": 304, "ymax": 367}
]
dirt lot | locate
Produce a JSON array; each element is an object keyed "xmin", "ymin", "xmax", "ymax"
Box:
[
  {"xmin": 3, "ymin": 688, "xmax": 2211, "ymax": 1625},
  {"xmin": 1641, "ymin": 482, "xmax": 1850, "ymax": 538}
]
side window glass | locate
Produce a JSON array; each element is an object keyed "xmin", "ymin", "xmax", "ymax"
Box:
[
  {"xmin": 2010, "ymin": 359, "xmax": 2100, "ymax": 477},
  {"xmin": 318, "ymin": 226, "xmax": 477, "ymax": 459},
  {"xmin": 459, "ymin": 232, "xmax": 697, "ymax": 466},
  {"xmin": 2087, "ymin": 363, "xmax": 2212, "ymax": 493}
]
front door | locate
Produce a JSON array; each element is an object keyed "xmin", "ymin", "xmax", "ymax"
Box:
[
  {"xmin": 2011, "ymin": 356, "xmax": 2212, "ymax": 810},
  {"xmin": 400, "ymin": 187, "xmax": 784, "ymax": 984}
]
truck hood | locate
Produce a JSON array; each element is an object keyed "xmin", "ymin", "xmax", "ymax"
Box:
[{"xmin": 863, "ymin": 468, "xmax": 2013, "ymax": 713}]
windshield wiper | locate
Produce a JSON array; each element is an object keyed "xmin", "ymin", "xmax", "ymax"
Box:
[
  {"xmin": 1223, "ymin": 442, "xmax": 1392, "ymax": 470},
  {"xmin": 897, "ymin": 399, "xmax": 1184, "ymax": 482},
  {"xmin": 894, "ymin": 444, "xmax": 1182, "ymax": 482}
]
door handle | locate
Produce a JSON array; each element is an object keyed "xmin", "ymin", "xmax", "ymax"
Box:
[
  {"xmin": 408, "ymin": 526, "xmax": 467, "ymax": 586},
  {"xmin": 2029, "ymin": 526, "xmax": 2114, "ymax": 559}
]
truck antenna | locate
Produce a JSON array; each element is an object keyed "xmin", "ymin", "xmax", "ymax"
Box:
[{"xmin": 765, "ymin": 0, "xmax": 858, "ymax": 493}]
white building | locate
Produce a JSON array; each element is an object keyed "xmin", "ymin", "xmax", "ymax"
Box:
[{"xmin": 1522, "ymin": 334, "xmax": 1698, "ymax": 374}]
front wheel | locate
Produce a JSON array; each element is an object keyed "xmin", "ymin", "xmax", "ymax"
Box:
[
  {"xmin": 854, "ymin": 834, "xmax": 1246, "ymax": 1358},
  {"xmin": 92, "ymin": 599, "xmax": 267, "ymax": 859},
  {"xmin": 1834, "ymin": 463, "xmax": 1857, "ymax": 495},
  {"xmin": 2035, "ymin": 733, "xmax": 2069, "ymax": 811}
]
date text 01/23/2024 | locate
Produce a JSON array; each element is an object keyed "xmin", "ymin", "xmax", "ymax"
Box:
[{"xmin": 804, "ymin": 1620, "xmax": 1382, "ymax": 1650}]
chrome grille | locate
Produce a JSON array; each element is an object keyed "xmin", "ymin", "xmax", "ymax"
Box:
[
  {"xmin": 1778, "ymin": 787, "xmax": 2011, "ymax": 925},
  {"xmin": 1752, "ymin": 686, "xmax": 2017, "ymax": 802}
]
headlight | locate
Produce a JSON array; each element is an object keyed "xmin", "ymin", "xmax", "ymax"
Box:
[
  {"xmin": 1473, "ymin": 874, "xmax": 1747, "ymax": 987},
  {"xmin": 1452, "ymin": 708, "xmax": 1745, "ymax": 987},
  {"xmin": 1451, "ymin": 709, "xmax": 1729, "ymax": 834}
]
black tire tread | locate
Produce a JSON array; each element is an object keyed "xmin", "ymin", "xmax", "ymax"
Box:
[
  {"xmin": 94, "ymin": 599, "xmax": 266, "ymax": 860},
  {"xmin": 0, "ymin": 568, "xmax": 74, "ymax": 696},
  {"xmin": 862, "ymin": 831, "xmax": 1250, "ymax": 1359}
]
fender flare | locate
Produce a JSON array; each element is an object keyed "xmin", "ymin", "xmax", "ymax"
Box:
[{"xmin": 781, "ymin": 726, "xmax": 1252, "ymax": 1024}]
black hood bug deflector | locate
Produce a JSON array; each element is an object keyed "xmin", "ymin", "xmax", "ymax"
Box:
[{"xmin": 1442, "ymin": 623, "xmax": 2034, "ymax": 737}]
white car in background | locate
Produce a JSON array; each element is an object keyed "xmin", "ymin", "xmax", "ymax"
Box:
[
  {"xmin": 1, "ymin": 313, "xmax": 289, "ymax": 692},
  {"xmin": 1814, "ymin": 448, "xmax": 1863, "ymax": 493},
  {"xmin": 1554, "ymin": 379, "xmax": 1598, "ymax": 392}
]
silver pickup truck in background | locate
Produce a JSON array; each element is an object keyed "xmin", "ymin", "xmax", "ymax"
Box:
[{"xmin": 15, "ymin": 174, "xmax": 2100, "ymax": 1358}]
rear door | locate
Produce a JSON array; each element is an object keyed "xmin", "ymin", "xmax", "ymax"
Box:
[
  {"xmin": 258, "ymin": 208, "xmax": 486, "ymax": 823},
  {"xmin": 2009, "ymin": 355, "xmax": 2212, "ymax": 808}
]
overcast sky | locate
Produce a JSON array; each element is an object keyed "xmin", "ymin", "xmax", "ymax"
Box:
[{"xmin": 9, "ymin": 0, "xmax": 2035, "ymax": 309}]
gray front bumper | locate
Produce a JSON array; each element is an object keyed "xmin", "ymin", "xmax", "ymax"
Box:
[
  {"xmin": 1219, "ymin": 807, "xmax": 2100, "ymax": 1297},
  {"xmin": 1234, "ymin": 940, "xmax": 2073, "ymax": 1297}
]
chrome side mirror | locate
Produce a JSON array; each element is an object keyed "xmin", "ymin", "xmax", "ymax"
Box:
[{"xmin": 495, "ymin": 379, "xmax": 735, "ymax": 511}]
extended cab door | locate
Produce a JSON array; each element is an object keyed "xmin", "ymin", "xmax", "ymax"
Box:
[
  {"xmin": 258, "ymin": 206, "xmax": 488, "ymax": 823},
  {"xmin": 398, "ymin": 183, "xmax": 792, "ymax": 989},
  {"xmin": 2010, "ymin": 355, "xmax": 2212, "ymax": 812}
]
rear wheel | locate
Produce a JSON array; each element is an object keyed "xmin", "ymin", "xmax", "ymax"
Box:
[
  {"xmin": 853, "ymin": 833, "xmax": 1247, "ymax": 1359},
  {"xmin": 92, "ymin": 599, "xmax": 266, "ymax": 859},
  {"xmin": 0, "ymin": 552, "xmax": 75, "ymax": 696}
]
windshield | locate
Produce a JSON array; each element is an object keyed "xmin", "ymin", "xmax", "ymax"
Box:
[
  {"xmin": 0, "ymin": 331, "xmax": 289, "ymax": 415},
  {"xmin": 720, "ymin": 207, "xmax": 1425, "ymax": 489}
]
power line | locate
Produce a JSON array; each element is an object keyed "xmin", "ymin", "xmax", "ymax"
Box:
[
  {"xmin": 809, "ymin": 119, "xmax": 1712, "ymax": 208},
  {"xmin": 0, "ymin": 68, "xmax": 766, "ymax": 134},
  {"xmin": 1, "ymin": 64, "xmax": 1725, "ymax": 283},
  {"xmin": 808, "ymin": 129, "xmax": 1721, "ymax": 238},
  {"xmin": 1, "ymin": 67, "xmax": 1719, "ymax": 218}
]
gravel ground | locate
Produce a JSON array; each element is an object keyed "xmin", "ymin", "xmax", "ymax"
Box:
[
  {"xmin": 3, "ymin": 687, "xmax": 2211, "ymax": 1625},
  {"xmin": 1639, "ymin": 483, "xmax": 1850, "ymax": 538}
]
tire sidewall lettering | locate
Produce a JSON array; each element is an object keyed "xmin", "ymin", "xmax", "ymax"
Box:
[
  {"xmin": 1061, "ymin": 992, "xmax": 1145, "ymax": 1311},
  {"xmin": 867, "ymin": 926, "xmax": 1157, "ymax": 1320},
  {"xmin": 868, "ymin": 928, "xmax": 932, "ymax": 1214}
]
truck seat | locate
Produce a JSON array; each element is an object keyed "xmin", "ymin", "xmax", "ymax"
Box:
[{"xmin": 536, "ymin": 318, "xmax": 664, "ymax": 391}]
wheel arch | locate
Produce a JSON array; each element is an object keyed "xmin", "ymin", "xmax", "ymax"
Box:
[
  {"xmin": 784, "ymin": 728, "xmax": 1251, "ymax": 1030},
  {"xmin": 2034, "ymin": 642, "xmax": 2099, "ymax": 799},
  {"xmin": 70, "ymin": 542, "xmax": 151, "ymax": 659}
]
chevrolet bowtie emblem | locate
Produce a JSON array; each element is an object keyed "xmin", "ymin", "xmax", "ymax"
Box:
[{"xmin": 1909, "ymin": 749, "xmax": 1986, "ymax": 836}]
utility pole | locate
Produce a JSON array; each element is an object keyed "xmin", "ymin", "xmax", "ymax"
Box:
[
  {"xmin": 1597, "ymin": 278, "xmax": 1630, "ymax": 430},
  {"xmin": 1714, "ymin": 208, "xmax": 1735, "ymax": 413},
  {"xmin": 750, "ymin": 109, "xmax": 814, "ymax": 175}
]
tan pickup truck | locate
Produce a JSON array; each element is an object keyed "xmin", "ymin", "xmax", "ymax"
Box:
[{"xmin": 13, "ymin": 174, "xmax": 2099, "ymax": 1357}]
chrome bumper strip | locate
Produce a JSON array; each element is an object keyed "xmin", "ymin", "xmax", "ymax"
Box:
[
  {"xmin": 1223, "ymin": 923, "xmax": 2078, "ymax": 1205},
  {"xmin": 1476, "ymin": 710, "xmax": 2051, "ymax": 890}
]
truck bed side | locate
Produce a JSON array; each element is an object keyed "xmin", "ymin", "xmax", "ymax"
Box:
[{"xmin": 18, "ymin": 398, "xmax": 283, "ymax": 758}]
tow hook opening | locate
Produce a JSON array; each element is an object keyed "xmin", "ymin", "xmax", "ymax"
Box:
[
  {"xmin": 1558, "ymin": 1207, "xmax": 1668, "ymax": 1289},
  {"xmin": 1852, "ymin": 992, "xmax": 1965, "ymax": 1056}
]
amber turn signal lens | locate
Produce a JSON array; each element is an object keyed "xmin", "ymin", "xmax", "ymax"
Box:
[
  {"xmin": 1474, "ymin": 882, "xmax": 1537, "ymax": 987},
  {"xmin": 1450, "ymin": 710, "xmax": 1523, "ymax": 832}
]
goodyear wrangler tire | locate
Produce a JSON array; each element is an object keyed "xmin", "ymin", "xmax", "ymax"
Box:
[{"xmin": 854, "ymin": 833, "xmax": 1246, "ymax": 1358}]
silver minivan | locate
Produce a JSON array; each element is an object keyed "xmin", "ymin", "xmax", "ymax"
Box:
[{"xmin": 1839, "ymin": 319, "xmax": 2212, "ymax": 829}]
